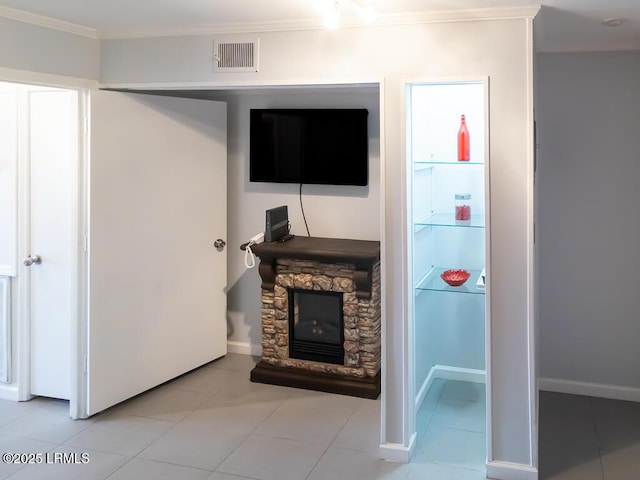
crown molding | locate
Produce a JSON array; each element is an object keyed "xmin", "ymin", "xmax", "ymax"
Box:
[
  {"xmin": 0, "ymin": 5, "xmax": 98, "ymax": 39},
  {"xmin": 100, "ymin": 6, "xmax": 541, "ymax": 39},
  {"xmin": 0, "ymin": 4, "xmax": 540, "ymax": 41},
  {"xmin": 98, "ymin": 18, "xmax": 324, "ymax": 40},
  {"xmin": 0, "ymin": 66, "xmax": 98, "ymax": 88},
  {"xmin": 379, "ymin": 5, "xmax": 540, "ymax": 27}
]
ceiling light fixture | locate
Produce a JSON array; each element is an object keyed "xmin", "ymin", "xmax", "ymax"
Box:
[
  {"xmin": 601, "ymin": 18, "xmax": 626, "ymax": 27},
  {"xmin": 315, "ymin": 0, "xmax": 376, "ymax": 29}
]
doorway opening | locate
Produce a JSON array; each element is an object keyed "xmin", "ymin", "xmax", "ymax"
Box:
[{"xmin": 0, "ymin": 80, "xmax": 82, "ymax": 415}]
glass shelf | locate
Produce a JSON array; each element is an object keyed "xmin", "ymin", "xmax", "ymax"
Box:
[
  {"xmin": 414, "ymin": 160, "xmax": 484, "ymax": 168},
  {"xmin": 415, "ymin": 267, "xmax": 485, "ymax": 295},
  {"xmin": 415, "ymin": 213, "xmax": 485, "ymax": 229}
]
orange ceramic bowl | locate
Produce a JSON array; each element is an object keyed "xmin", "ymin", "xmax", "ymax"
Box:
[{"xmin": 440, "ymin": 269, "xmax": 471, "ymax": 287}]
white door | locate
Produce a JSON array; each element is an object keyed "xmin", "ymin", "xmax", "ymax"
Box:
[
  {"xmin": 87, "ymin": 91, "xmax": 227, "ymax": 416},
  {"xmin": 27, "ymin": 87, "xmax": 79, "ymax": 400}
]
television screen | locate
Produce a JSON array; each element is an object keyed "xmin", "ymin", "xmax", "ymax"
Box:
[{"xmin": 250, "ymin": 109, "xmax": 369, "ymax": 186}]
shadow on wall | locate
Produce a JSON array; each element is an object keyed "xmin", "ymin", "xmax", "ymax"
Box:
[{"xmin": 226, "ymin": 267, "xmax": 262, "ymax": 350}]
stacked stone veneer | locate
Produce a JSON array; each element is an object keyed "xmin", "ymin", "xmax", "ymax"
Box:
[{"xmin": 261, "ymin": 258, "xmax": 381, "ymax": 378}]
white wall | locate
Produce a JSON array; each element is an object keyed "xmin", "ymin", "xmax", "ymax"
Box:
[
  {"xmin": 100, "ymin": 17, "xmax": 537, "ymax": 469},
  {"xmin": 220, "ymin": 88, "xmax": 380, "ymax": 351},
  {"xmin": 536, "ymin": 51, "xmax": 640, "ymax": 396},
  {"xmin": 0, "ymin": 17, "xmax": 99, "ymax": 81},
  {"xmin": 0, "ymin": 83, "xmax": 17, "ymax": 277}
]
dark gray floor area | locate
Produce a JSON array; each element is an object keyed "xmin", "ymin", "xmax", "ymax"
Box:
[{"xmin": 539, "ymin": 391, "xmax": 640, "ymax": 480}]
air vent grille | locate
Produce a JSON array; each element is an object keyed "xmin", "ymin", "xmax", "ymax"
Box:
[{"xmin": 214, "ymin": 40, "xmax": 259, "ymax": 72}]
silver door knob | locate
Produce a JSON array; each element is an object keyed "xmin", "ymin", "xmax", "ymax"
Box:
[
  {"xmin": 23, "ymin": 255, "xmax": 42, "ymax": 266},
  {"xmin": 213, "ymin": 239, "xmax": 226, "ymax": 250}
]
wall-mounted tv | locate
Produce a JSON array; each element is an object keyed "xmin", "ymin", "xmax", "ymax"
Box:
[{"xmin": 250, "ymin": 108, "xmax": 369, "ymax": 186}]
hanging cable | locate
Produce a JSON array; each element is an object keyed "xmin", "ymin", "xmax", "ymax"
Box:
[
  {"xmin": 244, "ymin": 242, "xmax": 256, "ymax": 268},
  {"xmin": 244, "ymin": 232, "xmax": 264, "ymax": 268},
  {"xmin": 300, "ymin": 183, "xmax": 310, "ymax": 237}
]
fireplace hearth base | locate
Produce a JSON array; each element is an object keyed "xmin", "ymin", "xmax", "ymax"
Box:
[{"xmin": 250, "ymin": 361, "xmax": 381, "ymax": 399}]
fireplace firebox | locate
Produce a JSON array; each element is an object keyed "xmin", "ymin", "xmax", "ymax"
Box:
[{"xmin": 289, "ymin": 289, "xmax": 344, "ymax": 365}]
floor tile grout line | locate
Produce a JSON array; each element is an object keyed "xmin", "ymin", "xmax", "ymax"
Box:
[
  {"xmin": 0, "ymin": 406, "xmax": 94, "ymax": 446},
  {"xmin": 209, "ymin": 387, "xmax": 367, "ymax": 479},
  {"xmin": 417, "ymin": 379, "xmax": 448, "ymax": 444},
  {"xmin": 98, "ymin": 455, "xmax": 128, "ymax": 480},
  {"xmin": 121, "ymin": 456, "xmax": 216, "ymax": 474},
  {"xmin": 128, "ymin": 418, "xmax": 254, "ymax": 478},
  {"xmin": 303, "ymin": 434, "xmax": 336, "ymax": 480},
  {"xmin": 156, "ymin": 366, "xmax": 341, "ymax": 475},
  {"xmin": 128, "ymin": 420, "xmax": 181, "ymax": 458},
  {"xmin": 323, "ymin": 396, "xmax": 368, "ymax": 450},
  {"xmin": 416, "ymin": 380, "xmax": 487, "ymax": 473},
  {"xmin": 0, "ymin": 429, "xmax": 81, "ymax": 447},
  {"xmin": 327, "ymin": 400, "xmax": 381, "ymax": 457},
  {"xmin": 424, "ymin": 459, "xmax": 488, "ymax": 474},
  {"xmin": 111, "ymin": 384, "xmax": 266, "ymax": 480},
  {"xmin": 59, "ymin": 442, "xmax": 132, "ymax": 460},
  {"xmin": 0, "ymin": 435, "xmax": 65, "ymax": 480},
  {"xmin": 208, "ymin": 390, "xmax": 291, "ymax": 475},
  {"xmin": 588, "ymin": 396, "xmax": 607, "ymax": 480},
  {"xmin": 0, "ymin": 429, "xmax": 60, "ymax": 448},
  {"xmin": 429, "ymin": 424, "xmax": 486, "ymax": 434},
  {"xmin": 67, "ymin": 399, "xmax": 203, "ymax": 462},
  {"xmin": 58, "ymin": 435, "xmax": 139, "ymax": 461},
  {"xmin": 115, "ymin": 381, "xmax": 235, "ymax": 455},
  {"xmin": 0, "ymin": 407, "xmax": 41, "ymax": 429}
]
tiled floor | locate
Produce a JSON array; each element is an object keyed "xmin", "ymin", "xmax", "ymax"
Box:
[
  {"xmin": 412, "ymin": 379, "xmax": 487, "ymax": 480},
  {"xmin": 539, "ymin": 391, "xmax": 640, "ymax": 480},
  {"xmin": 0, "ymin": 354, "xmax": 408, "ymax": 480},
  {"xmin": 3, "ymin": 356, "xmax": 638, "ymax": 480}
]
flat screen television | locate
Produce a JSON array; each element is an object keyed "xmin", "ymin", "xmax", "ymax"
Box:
[{"xmin": 250, "ymin": 108, "xmax": 369, "ymax": 186}]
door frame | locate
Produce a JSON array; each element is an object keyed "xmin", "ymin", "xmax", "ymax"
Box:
[
  {"xmin": 70, "ymin": 89, "xmax": 89, "ymax": 419},
  {"xmin": 16, "ymin": 85, "xmax": 87, "ymax": 418},
  {"xmin": 0, "ymin": 68, "xmax": 95, "ymax": 418}
]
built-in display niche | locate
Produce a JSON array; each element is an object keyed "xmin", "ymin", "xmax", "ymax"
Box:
[{"xmin": 408, "ymin": 79, "xmax": 488, "ymax": 468}]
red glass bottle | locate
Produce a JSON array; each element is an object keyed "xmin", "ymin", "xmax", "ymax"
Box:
[{"xmin": 457, "ymin": 114, "xmax": 470, "ymax": 161}]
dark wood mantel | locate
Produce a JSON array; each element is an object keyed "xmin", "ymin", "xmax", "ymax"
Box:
[{"xmin": 249, "ymin": 236, "xmax": 380, "ymax": 299}]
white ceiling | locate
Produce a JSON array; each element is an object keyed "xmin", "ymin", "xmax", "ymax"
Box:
[{"xmin": 0, "ymin": 0, "xmax": 639, "ymax": 52}]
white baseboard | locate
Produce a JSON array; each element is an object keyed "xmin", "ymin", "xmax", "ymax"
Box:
[
  {"xmin": 415, "ymin": 367, "xmax": 436, "ymax": 409},
  {"xmin": 226, "ymin": 341, "xmax": 261, "ymax": 356},
  {"xmin": 0, "ymin": 384, "xmax": 20, "ymax": 401},
  {"xmin": 379, "ymin": 432, "xmax": 417, "ymax": 463},
  {"xmin": 539, "ymin": 377, "xmax": 640, "ymax": 403},
  {"xmin": 416, "ymin": 364, "xmax": 486, "ymax": 409},
  {"xmin": 486, "ymin": 461, "xmax": 538, "ymax": 480}
]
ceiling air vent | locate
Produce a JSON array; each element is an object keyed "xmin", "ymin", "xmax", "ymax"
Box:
[{"xmin": 213, "ymin": 39, "xmax": 259, "ymax": 73}]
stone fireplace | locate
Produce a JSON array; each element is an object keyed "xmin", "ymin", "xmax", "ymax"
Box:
[{"xmin": 248, "ymin": 236, "xmax": 381, "ymax": 398}]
